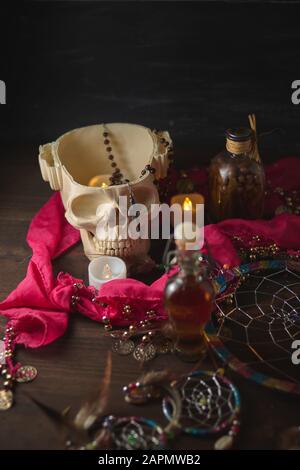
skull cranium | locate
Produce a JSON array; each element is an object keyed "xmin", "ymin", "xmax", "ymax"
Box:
[{"xmin": 39, "ymin": 123, "xmax": 172, "ymax": 271}]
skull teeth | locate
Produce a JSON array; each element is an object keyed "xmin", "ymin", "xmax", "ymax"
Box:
[
  {"xmin": 93, "ymin": 235, "xmax": 147, "ymax": 258},
  {"xmin": 93, "ymin": 236, "xmax": 134, "ymax": 257}
]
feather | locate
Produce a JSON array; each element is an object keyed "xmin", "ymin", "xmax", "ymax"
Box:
[
  {"xmin": 26, "ymin": 393, "xmax": 87, "ymax": 444},
  {"xmin": 27, "ymin": 352, "xmax": 113, "ymax": 448},
  {"xmin": 139, "ymin": 369, "xmax": 177, "ymax": 387},
  {"xmin": 74, "ymin": 352, "xmax": 112, "ymax": 430}
]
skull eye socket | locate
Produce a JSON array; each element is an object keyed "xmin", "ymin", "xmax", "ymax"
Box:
[
  {"xmin": 66, "ymin": 193, "xmax": 114, "ymax": 230},
  {"xmin": 70, "ymin": 193, "xmax": 107, "ymax": 221}
]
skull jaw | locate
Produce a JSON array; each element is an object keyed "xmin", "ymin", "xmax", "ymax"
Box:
[{"xmin": 80, "ymin": 230, "xmax": 155, "ymax": 274}]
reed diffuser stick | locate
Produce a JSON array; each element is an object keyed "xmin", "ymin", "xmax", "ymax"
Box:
[{"xmin": 248, "ymin": 113, "xmax": 261, "ymax": 163}]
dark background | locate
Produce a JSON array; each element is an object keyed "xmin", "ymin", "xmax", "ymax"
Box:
[{"xmin": 1, "ymin": 0, "xmax": 300, "ymax": 166}]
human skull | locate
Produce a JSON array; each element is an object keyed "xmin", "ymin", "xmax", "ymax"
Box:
[{"xmin": 39, "ymin": 123, "xmax": 172, "ymax": 271}]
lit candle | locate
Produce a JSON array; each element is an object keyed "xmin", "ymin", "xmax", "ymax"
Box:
[
  {"xmin": 170, "ymin": 193, "xmax": 205, "ymax": 224},
  {"xmin": 88, "ymin": 174, "xmax": 111, "ymax": 188},
  {"xmin": 101, "ymin": 263, "xmax": 113, "ymax": 280},
  {"xmin": 88, "ymin": 256, "xmax": 127, "ymax": 290},
  {"xmin": 183, "ymin": 196, "xmax": 193, "ymax": 212}
]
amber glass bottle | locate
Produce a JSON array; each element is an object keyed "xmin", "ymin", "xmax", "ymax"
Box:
[
  {"xmin": 164, "ymin": 251, "xmax": 214, "ymax": 362},
  {"xmin": 208, "ymin": 128, "xmax": 265, "ymax": 223}
]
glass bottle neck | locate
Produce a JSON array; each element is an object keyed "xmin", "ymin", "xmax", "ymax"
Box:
[
  {"xmin": 177, "ymin": 250, "xmax": 205, "ymax": 278},
  {"xmin": 226, "ymin": 138, "xmax": 252, "ymax": 156}
]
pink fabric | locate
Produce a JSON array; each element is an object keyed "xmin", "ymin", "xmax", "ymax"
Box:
[
  {"xmin": 204, "ymin": 214, "xmax": 300, "ymax": 268},
  {"xmin": 0, "ymin": 193, "xmax": 171, "ymax": 348},
  {"xmin": 1, "ymin": 157, "xmax": 300, "ymax": 350},
  {"xmin": 0, "ymin": 193, "xmax": 80, "ymax": 347}
]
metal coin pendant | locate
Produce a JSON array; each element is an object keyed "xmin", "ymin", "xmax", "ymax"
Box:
[
  {"xmin": 112, "ymin": 339, "xmax": 135, "ymax": 356},
  {"xmin": 0, "ymin": 389, "xmax": 13, "ymax": 410},
  {"xmin": 133, "ymin": 343, "xmax": 156, "ymax": 362},
  {"xmin": 15, "ymin": 365, "xmax": 38, "ymax": 383}
]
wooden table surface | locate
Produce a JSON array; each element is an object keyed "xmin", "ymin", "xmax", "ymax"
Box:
[{"xmin": 0, "ymin": 143, "xmax": 299, "ymax": 450}]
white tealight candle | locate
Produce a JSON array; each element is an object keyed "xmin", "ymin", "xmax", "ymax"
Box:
[{"xmin": 88, "ymin": 256, "xmax": 127, "ymax": 290}]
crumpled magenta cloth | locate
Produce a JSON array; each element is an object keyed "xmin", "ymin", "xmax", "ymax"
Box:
[{"xmin": 1, "ymin": 157, "xmax": 300, "ymax": 349}]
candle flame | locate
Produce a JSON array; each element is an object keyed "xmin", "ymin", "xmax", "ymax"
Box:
[
  {"xmin": 183, "ymin": 196, "xmax": 193, "ymax": 211},
  {"xmin": 88, "ymin": 175, "xmax": 109, "ymax": 188},
  {"xmin": 102, "ymin": 263, "xmax": 112, "ymax": 279}
]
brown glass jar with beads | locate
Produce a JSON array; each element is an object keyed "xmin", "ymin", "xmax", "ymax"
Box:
[{"xmin": 208, "ymin": 127, "xmax": 265, "ymax": 223}]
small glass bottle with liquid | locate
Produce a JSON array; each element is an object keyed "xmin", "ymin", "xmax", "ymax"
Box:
[{"xmin": 164, "ymin": 251, "xmax": 214, "ymax": 362}]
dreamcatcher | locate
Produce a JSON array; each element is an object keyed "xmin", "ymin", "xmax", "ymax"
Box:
[
  {"xmin": 162, "ymin": 370, "xmax": 240, "ymax": 450},
  {"xmin": 206, "ymin": 259, "xmax": 300, "ymax": 395},
  {"xmin": 123, "ymin": 369, "xmax": 240, "ymax": 450},
  {"xmin": 102, "ymin": 415, "xmax": 167, "ymax": 450}
]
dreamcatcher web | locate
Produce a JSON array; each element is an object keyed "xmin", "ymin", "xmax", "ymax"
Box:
[
  {"xmin": 179, "ymin": 375, "xmax": 235, "ymax": 432},
  {"xmin": 213, "ymin": 264, "xmax": 300, "ymax": 385},
  {"xmin": 163, "ymin": 371, "xmax": 239, "ymax": 436},
  {"xmin": 108, "ymin": 417, "xmax": 164, "ymax": 450}
]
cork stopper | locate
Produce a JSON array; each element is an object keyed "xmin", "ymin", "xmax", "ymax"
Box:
[{"xmin": 225, "ymin": 128, "xmax": 253, "ymax": 155}]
